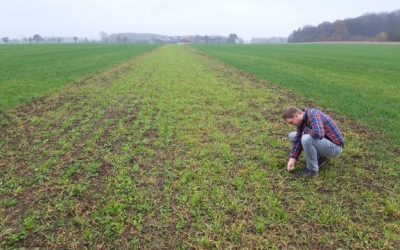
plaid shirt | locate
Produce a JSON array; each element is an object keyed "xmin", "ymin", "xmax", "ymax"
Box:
[{"xmin": 291, "ymin": 108, "xmax": 344, "ymax": 160}]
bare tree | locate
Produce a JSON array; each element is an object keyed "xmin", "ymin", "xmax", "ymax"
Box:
[
  {"xmin": 227, "ymin": 33, "xmax": 238, "ymax": 44},
  {"xmin": 99, "ymin": 31, "xmax": 108, "ymax": 43},
  {"xmin": 116, "ymin": 35, "xmax": 122, "ymax": 43},
  {"xmin": 73, "ymin": 36, "xmax": 78, "ymax": 43},
  {"xmin": 2, "ymin": 37, "xmax": 9, "ymax": 44},
  {"xmin": 33, "ymin": 34, "xmax": 42, "ymax": 43}
]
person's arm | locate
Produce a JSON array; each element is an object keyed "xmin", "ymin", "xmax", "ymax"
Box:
[
  {"xmin": 303, "ymin": 110, "xmax": 325, "ymax": 139},
  {"xmin": 290, "ymin": 139, "xmax": 302, "ymax": 159},
  {"xmin": 288, "ymin": 126, "xmax": 303, "ymax": 170}
]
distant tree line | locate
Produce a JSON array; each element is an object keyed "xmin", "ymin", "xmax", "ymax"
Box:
[
  {"xmin": 288, "ymin": 9, "xmax": 400, "ymax": 43},
  {"xmin": 104, "ymin": 32, "xmax": 242, "ymax": 44},
  {"xmin": 1, "ymin": 34, "xmax": 95, "ymax": 44},
  {"xmin": 1, "ymin": 32, "xmax": 243, "ymax": 45},
  {"xmin": 250, "ymin": 37, "xmax": 287, "ymax": 44}
]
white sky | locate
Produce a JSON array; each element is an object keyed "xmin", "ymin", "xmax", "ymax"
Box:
[{"xmin": 1, "ymin": 0, "xmax": 399, "ymax": 41}]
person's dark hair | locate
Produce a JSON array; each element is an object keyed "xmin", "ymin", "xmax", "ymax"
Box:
[{"xmin": 282, "ymin": 106, "xmax": 302, "ymax": 119}]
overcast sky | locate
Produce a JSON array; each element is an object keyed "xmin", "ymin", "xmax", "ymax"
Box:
[{"xmin": 1, "ymin": 0, "xmax": 399, "ymax": 41}]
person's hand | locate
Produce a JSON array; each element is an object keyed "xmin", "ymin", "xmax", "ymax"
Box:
[{"xmin": 287, "ymin": 158, "xmax": 296, "ymax": 171}]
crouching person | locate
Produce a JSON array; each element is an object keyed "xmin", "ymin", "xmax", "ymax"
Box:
[{"xmin": 283, "ymin": 106, "xmax": 344, "ymax": 177}]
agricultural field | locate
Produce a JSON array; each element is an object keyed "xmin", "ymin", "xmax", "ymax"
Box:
[
  {"xmin": 192, "ymin": 44, "xmax": 400, "ymax": 145},
  {"xmin": 0, "ymin": 44, "xmax": 158, "ymax": 110},
  {"xmin": 0, "ymin": 45, "xmax": 399, "ymax": 248}
]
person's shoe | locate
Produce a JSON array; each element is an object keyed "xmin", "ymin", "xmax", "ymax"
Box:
[
  {"xmin": 318, "ymin": 156, "xmax": 329, "ymax": 168},
  {"xmin": 297, "ymin": 168, "xmax": 319, "ymax": 178}
]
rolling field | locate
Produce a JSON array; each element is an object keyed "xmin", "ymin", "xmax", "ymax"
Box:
[
  {"xmin": 192, "ymin": 44, "xmax": 400, "ymax": 145},
  {"xmin": 0, "ymin": 45, "xmax": 399, "ymax": 248},
  {"xmin": 0, "ymin": 44, "xmax": 159, "ymax": 110}
]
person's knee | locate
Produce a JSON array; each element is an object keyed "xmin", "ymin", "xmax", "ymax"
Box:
[
  {"xmin": 301, "ymin": 134, "xmax": 313, "ymax": 146},
  {"xmin": 288, "ymin": 132, "xmax": 297, "ymax": 142},
  {"xmin": 332, "ymin": 145, "xmax": 343, "ymax": 157}
]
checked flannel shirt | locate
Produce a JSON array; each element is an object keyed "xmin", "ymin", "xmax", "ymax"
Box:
[{"xmin": 290, "ymin": 108, "xmax": 344, "ymax": 160}]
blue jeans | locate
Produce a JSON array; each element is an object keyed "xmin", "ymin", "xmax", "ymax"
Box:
[{"xmin": 289, "ymin": 132, "xmax": 342, "ymax": 171}]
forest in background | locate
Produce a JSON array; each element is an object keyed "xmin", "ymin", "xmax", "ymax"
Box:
[{"xmin": 288, "ymin": 10, "xmax": 400, "ymax": 42}]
